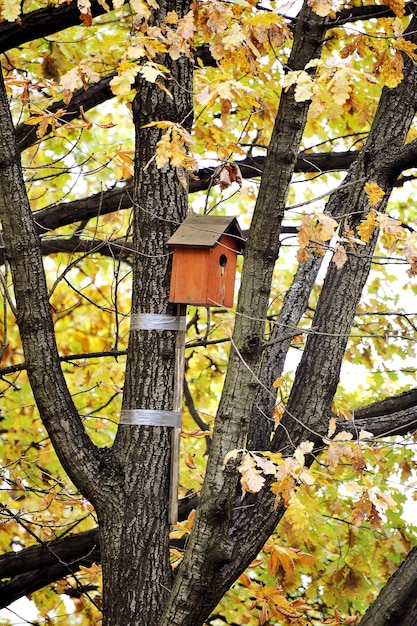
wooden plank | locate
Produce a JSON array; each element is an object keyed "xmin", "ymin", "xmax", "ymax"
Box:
[{"xmin": 168, "ymin": 303, "xmax": 186, "ymax": 525}]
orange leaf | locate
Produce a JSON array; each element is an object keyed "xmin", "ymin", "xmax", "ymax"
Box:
[
  {"xmin": 238, "ymin": 573, "xmax": 252, "ymax": 587},
  {"xmin": 274, "ymin": 546, "xmax": 295, "ymax": 575},
  {"xmin": 364, "ymin": 182, "xmax": 385, "ymax": 207},
  {"xmin": 259, "ymin": 601, "xmax": 268, "ymax": 625},
  {"xmin": 357, "ymin": 209, "xmax": 379, "ymax": 243}
]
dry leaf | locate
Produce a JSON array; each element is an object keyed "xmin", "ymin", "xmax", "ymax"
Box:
[
  {"xmin": 332, "ymin": 242, "xmax": 347, "ymax": 269},
  {"xmin": 213, "ymin": 163, "xmax": 243, "ymax": 190},
  {"xmin": 364, "ymin": 181, "xmax": 385, "ymax": 207}
]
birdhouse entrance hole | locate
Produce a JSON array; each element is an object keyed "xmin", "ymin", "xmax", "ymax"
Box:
[{"xmin": 219, "ymin": 254, "xmax": 227, "ymax": 275}]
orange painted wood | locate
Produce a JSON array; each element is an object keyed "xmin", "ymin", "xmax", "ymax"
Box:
[{"xmin": 169, "ymin": 235, "xmax": 239, "ymax": 307}]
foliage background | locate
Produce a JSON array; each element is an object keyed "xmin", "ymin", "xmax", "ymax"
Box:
[{"xmin": 1, "ymin": 0, "xmax": 417, "ymax": 624}]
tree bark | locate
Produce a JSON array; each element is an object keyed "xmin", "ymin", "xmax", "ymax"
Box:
[
  {"xmin": 88, "ymin": 2, "xmax": 194, "ymax": 624},
  {"xmin": 159, "ymin": 5, "xmax": 328, "ymax": 624},
  {"xmin": 0, "ymin": 68, "xmax": 104, "ymax": 507}
]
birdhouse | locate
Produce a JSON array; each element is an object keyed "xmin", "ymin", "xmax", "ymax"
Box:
[{"xmin": 168, "ymin": 215, "xmax": 245, "ymax": 307}]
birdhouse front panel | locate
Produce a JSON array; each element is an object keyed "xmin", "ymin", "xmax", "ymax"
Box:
[
  {"xmin": 168, "ymin": 215, "xmax": 245, "ymax": 307},
  {"xmin": 205, "ymin": 235, "xmax": 238, "ymax": 307}
]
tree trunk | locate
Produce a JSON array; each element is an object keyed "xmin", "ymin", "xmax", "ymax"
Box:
[{"xmin": 95, "ymin": 3, "xmax": 194, "ymax": 624}]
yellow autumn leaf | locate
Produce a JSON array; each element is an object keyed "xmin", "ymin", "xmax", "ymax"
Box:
[
  {"xmin": 297, "ymin": 247, "xmax": 311, "ymax": 263},
  {"xmin": 1, "ymin": 0, "xmax": 20, "ymax": 21},
  {"xmin": 238, "ymin": 573, "xmax": 252, "ymax": 588},
  {"xmin": 364, "ymin": 182, "xmax": 385, "ymax": 207},
  {"xmin": 375, "ymin": 49, "xmax": 404, "ymax": 88},
  {"xmin": 393, "ymin": 37, "xmax": 417, "ymax": 62},
  {"xmin": 238, "ymin": 453, "xmax": 266, "ymax": 494},
  {"xmin": 129, "ymin": 0, "xmax": 151, "ymax": 18},
  {"xmin": 327, "ymin": 68, "xmax": 352, "ymax": 106},
  {"xmin": 356, "ymin": 210, "xmax": 378, "ymax": 242},
  {"xmin": 274, "ymin": 546, "xmax": 295, "ymax": 574},
  {"xmin": 308, "ymin": 0, "xmax": 336, "ymax": 18},
  {"xmin": 297, "ymin": 215, "xmax": 315, "ymax": 249},
  {"xmin": 294, "ymin": 76, "xmax": 315, "ymax": 102},
  {"xmin": 139, "ymin": 62, "xmax": 169, "ymax": 84},
  {"xmin": 60, "ymin": 67, "xmax": 81, "ymax": 104}
]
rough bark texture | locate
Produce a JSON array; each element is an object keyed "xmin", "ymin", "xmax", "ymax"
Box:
[
  {"xmin": 2, "ymin": 1, "xmax": 417, "ymax": 624},
  {"xmin": 92, "ymin": 3, "xmax": 194, "ymax": 624},
  {"xmin": 159, "ymin": 6, "xmax": 328, "ymax": 625},
  {"xmin": 0, "ymin": 68, "xmax": 104, "ymax": 508},
  {"xmin": 272, "ymin": 10, "xmax": 417, "ymax": 454}
]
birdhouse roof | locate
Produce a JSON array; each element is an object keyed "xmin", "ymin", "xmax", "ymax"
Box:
[{"xmin": 167, "ymin": 215, "xmax": 245, "ymax": 252}]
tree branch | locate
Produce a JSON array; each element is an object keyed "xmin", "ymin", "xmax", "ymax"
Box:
[
  {"xmin": 0, "ymin": 1, "xmax": 127, "ymax": 54},
  {"xmin": 0, "ymin": 493, "xmax": 197, "ymax": 608},
  {"xmin": 39, "ymin": 236, "xmax": 134, "ymax": 264},
  {"xmin": 15, "ymin": 72, "xmax": 116, "ymax": 152},
  {"xmin": 0, "ymin": 67, "xmax": 104, "ymax": 506}
]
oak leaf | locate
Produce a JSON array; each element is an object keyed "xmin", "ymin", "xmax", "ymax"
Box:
[
  {"xmin": 382, "ymin": 0, "xmax": 406, "ymax": 18},
  {"xmin": 404, "ymin": 237, "xmax": 417, "ymax": 275},
  {"xmin": 1, "ymin": 0, "xmax": 20, "ymax": 21},
  {"xmin": 308, "ymin": 0, "xmax": 336, "ymax": 18},
  {"xmin": 60, "ymin": 67, "xmax": 81, "ymax": 104},
  {"xmin": 327, "ymin": 68, "xmax": 352, "ymax": 106},
  {"xmin": 394, "ymin": 37, "xmax": 417, "ymax": 61},
  {"xmin": 213, "ymin": 163, "xmax": 243, "ymax": 190},
  {"xmin": 238, "ymin": 453, "xmax": 265, "ymax": 495},
  {"xmin": 376, "ymin": 211, "xmax": 404, "ymax": 237}
]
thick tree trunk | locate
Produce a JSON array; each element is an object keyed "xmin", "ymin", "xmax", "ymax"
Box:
[
  {"xmin": 159, "ymin": 4, "xmax": 328, "ymax": 624},
  {"xmin": 94, "ymin": 3, "xmax": 193, "ymax": 624}
]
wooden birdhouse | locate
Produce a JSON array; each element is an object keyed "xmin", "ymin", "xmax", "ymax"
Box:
[{"xmin": 168, "ymin": 215, "xmax": 245, "ymax": 308}]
